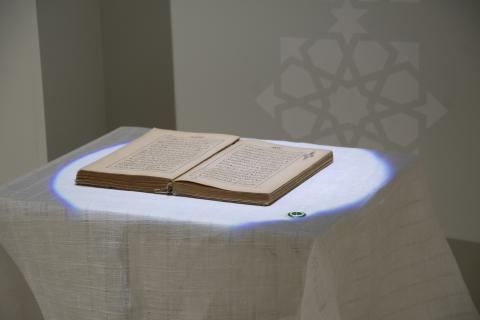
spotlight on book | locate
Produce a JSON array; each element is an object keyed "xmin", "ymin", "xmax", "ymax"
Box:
[{"xmin": 50, "ymin": 142, "xmax": 395, "ymax": 227}]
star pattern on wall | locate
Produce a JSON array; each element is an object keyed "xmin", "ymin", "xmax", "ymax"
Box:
[
  {"xmin": 330, "ymin": 0, "xmax": 367, "ymax": 43},
  {"xmin": 257, "ymin": 0, "xmax": 444, "ymax": 152}
]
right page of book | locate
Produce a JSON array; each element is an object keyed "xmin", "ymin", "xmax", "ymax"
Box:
[{"xmin": 175, "ymin": 139, "xmax": 332, "ymax": 194}]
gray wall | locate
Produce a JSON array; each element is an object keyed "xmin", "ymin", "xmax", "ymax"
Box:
[
  {"xmin": 100, "ymin": 0, "xmax": 176, "ymax": 131},
  {"xmin": 0, "ymin": 0, "xmax": 47, "ymax": 183},
  {"xmin": 36, "ymin": 0, "xmax": 107, "ymax": 160},
  {"xmin": 36, "ymin": 0, "xmax": 176, "ymax": 160},
  {"xmin": 450, "ymin": 239, "xmax": 480, "ymax": 314},
  {"xmin": 171, "ymin": 0, "xmax": 480, "ymax": 244}
]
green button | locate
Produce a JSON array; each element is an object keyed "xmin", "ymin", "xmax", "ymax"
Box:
[{"xmin": 288, "ymin": 211, "xmax": 306, "ymax": 218}]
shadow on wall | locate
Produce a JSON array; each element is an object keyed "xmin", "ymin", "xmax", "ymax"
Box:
[{"xmin": 0, "ymin": 245, "xmax": 44, "ymax": 320}]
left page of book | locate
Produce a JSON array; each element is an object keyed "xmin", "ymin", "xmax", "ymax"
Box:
[{"xmin": 79, "ymin": 128, "xmax": 240, "ymax": 180}]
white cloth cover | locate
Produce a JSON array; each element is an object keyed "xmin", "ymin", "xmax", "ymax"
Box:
[{"xmin": 0, "ymin": 127, "xmax": 477, "ymax": 320}]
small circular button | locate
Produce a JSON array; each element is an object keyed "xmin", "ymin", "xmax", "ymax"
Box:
[{"xmin": 288, "ymin": 211, "xmax": 306, "ymax": 218}]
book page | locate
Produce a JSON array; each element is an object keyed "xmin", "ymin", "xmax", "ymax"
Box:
[
  {"xmin": 80, "ymin": 128, "xmax": 239, "ymax": 180},
  {"xmin": 175, "ymin": 140, "xmax": 332, "ymax": 193}
]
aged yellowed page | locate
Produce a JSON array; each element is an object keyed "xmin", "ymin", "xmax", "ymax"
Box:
[
  {"xmin": 175, "ymin": 139, "xmax": 332, "ymax": 193},
  {"xmin": 80, "ymin": 128, "xmax": 239, "ymax": 180}
]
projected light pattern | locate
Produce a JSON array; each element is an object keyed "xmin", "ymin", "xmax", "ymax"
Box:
[
  {"xmin": 257, "ymin": 0, "xmax": 447, "ymax": 153},
  {"xmin": 50, "ymin": 141, "xmax": 395, "ymax": 227}
]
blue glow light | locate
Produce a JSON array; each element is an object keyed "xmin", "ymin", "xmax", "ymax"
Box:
[{"xmin": 50, "ymin": 141, "xmax": 395, "ymax": 227}]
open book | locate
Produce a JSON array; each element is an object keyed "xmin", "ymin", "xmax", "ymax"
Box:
[{"xmin": 76, "ymin": 128, "xmax": 333, "ymax": 205}]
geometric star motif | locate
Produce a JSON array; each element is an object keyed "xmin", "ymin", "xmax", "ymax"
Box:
[
  {"xmin": 330, "ymin": 0, "xmax": 367, "ymax": 43},
  {"xmin": 257, "ymin": 0, "xmax": 447, "ymax": 152}
]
